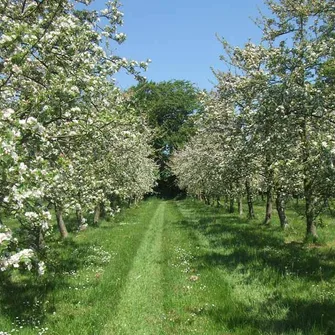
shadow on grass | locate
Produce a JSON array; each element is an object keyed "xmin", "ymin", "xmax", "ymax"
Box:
[
  {"xmin": 0, "ymin": 237, "xmax": 97, "ymax": 326},
  {"xmin": 175, "ymin": 201, "xmax": 335, "ymax": 334},
  {"xmin": 178, "ymin": 211, "xmax": 335, "ymax": 281},
  {"xmin": 206, "ymin": 298, "xmax": 335, "ymax": 335}
]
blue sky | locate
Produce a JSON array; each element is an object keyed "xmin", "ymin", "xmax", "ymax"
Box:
[{"xmin": 105, "ymin": 0, "xmax": 268, "ymax": 90}]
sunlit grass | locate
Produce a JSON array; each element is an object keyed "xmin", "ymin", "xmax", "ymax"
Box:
[
  {"xmin": 0, "ymin": 197, "xmax": 334, "ymax": 334},
  {"xmin": 0, "ymin": 199, "xmax": 158, "ymax": 335},
  {"xmin": 172, "ymin": 198, "xmax": 335, "ymax": 334}
]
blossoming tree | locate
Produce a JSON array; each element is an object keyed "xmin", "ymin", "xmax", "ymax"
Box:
[
  {"xmin": 172, "ymin": 0, "xmax": 335, "ymax": 239},
  {"xmin": 0, "ymin": 0, "xmax": 156, "ymax": 273}
]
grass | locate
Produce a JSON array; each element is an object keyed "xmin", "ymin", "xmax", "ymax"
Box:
[
  {"xmin": 103, "ymin": 202, "xmax": 166, "ymax": 334},
  {"xmin": 172, "ymin": 199, "xmax": 335, "ymax": 334},
  {"xmin": 0, "ymin": 197, "xmax": 335, "ymax": 334},
  {"xmin": 0, "ymin": 199, "xmax": 159, "ymax": 335}
]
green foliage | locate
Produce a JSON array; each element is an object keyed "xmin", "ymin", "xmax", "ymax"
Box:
[
  {"xmin": 129, "ymin": 80, "xmax": 203, "ymax": 197},
  {"xmin": 320, "ymin": 58, "xmax": 335, "ymax": 86},
  {"xmin": 131, "ymin": 80, "xmax": 202, "ymax": 152}
]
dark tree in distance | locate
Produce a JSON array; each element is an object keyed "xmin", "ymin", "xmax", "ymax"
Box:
[{"xmin": 129, "ymin": 80, "xmax": 203, "ymax": 197}]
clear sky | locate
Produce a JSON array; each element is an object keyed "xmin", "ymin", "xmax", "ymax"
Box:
[{"xmin": 106, "ymin": 0, "xmax": 268, "ymax": 91}]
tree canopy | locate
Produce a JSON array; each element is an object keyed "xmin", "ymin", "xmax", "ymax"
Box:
[{"xmin": 129, "ymin": 80, "xmax": 202, "ymax": 197}]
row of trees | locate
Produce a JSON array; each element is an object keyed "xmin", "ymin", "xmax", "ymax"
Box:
[
  {"xmin": 172, "ymin": 0, "xmax": 335, "ymax": 240},
  {"xmin": 0, "ymin": 1, "xmax": 157, "ymax": 273}
]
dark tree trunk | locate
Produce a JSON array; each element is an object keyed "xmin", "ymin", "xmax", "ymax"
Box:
[
  {"xmin": 101, "ymin": 202, "xmax": 106, "ymax": 217},
  {"xmin": 245, "ymin": 179, "xmax": 255, "ymax": 219},
  {"xmin": 55, "ymin": 205, "xmax": 68, "ymax": 238},
  {"xmin": 276, "ymin": 192, "xmax": 288, "ymax": 229},
  {"xmin": 238, "ymin": 195, "xmax": 243, "ymax": 216},
  {"xmin": 263, "ymin": 185, "xmax": 273, "ymax": 225},
  {"xmin": 93, "ymin": 204, "xmax": 101, "ymax": 226}
]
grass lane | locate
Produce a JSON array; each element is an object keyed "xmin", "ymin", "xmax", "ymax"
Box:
[
  {"xmin": 103, "ymin": 201, "xmax": 166, "ymax": 335},
  {"xmin": 161, "ymin": 200, "xmax": 233, "ymax": 335}
]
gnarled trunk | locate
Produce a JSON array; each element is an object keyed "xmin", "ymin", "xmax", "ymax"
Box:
[
  {"xmin": 305, "ymin": 192, "xmax": 318, "ymax": 240},
  {"xmin": 36, "ymin": 228, "xmax": 46, "ymax": 251},
  {"xmin": 302, "ymin": 123, "xmax": 318, "ymax": 240},
  {"xmin": 276, "ymin": 192, "xmax": 288, "ymax": 229},
  {"xmin": 263, "ymin": 185, "xmax": 273, "ymax": 225},
  {"xmin": 93, "ymin": 204, "xmax": 101, "ymax": 226},
  {"xmin": 245, "ymin": 179, "xmax": 255, "ymax": 219},
  {"xmin": 55, "ymin": 205, "xmax": 68, "ymax": 238},
  {"xmin": 76, "ymin": 208, "xmax": 83, "ymax": 230},
  {"xmin": 306, "ymin": 213, "xmax": 317, "ymax": 239}
]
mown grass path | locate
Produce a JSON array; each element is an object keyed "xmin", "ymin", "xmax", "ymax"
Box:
[
  {"xmin": 104, "ymin": 202, "xmax": 166, "ymax": 334},
  {"xmin": 1, "ymin": 198, "xmax": 335, "ymax": 335}
]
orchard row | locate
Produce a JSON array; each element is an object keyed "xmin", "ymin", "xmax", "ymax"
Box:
[
  {"xmin": 172, "ymin": 0, "xmax": 335, "ymax": 240},
  {"xmin": 0, "ymin": 0, "xmax": 156, "ymax": 273}
]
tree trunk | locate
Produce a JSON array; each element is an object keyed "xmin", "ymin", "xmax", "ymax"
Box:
[
  {"xmin": 305, "ymin": 193, "xmax": 318, "ymax": 240},
  {"xmin": 55, "ymin": 205, "xmax": 68, "ymax": 238},
  {"xmin": 229, "ymin": 196, "xmax": 234, "ymax": 213},
  {"xmin": 238, "ymin": 195, "xmax": 243, "ymax": 216},
  {"xmin": 302, "ymin": 121, "xmax": 318, "ymax": 240},
  {"xmin": 101, "ymin": 202, "xmax": 106, "ymax": 217},
  {"xmin": 93, "ymin": 204, "xmax": 101, "ymax": 226},
  {"xmin": 224, "ymin": 195, "xmax": 228, "ymax": 210},
  {"xmin": 276, "ymin": 192, "xmax": 288, "ymax": 229},
  {"xmin": 306, "ymin": 212, "xmax": 317, "ymax": 239},
  {"xmin": 76, "ymin": 208, "xmax": 83, "ymax": 229},
  {"xmin": 263, "ymin": 185, "xmax": 273, "ymax": 225},
  {"xmin": 245, "ymin": 179, "xmax": 255, "ymax": 219},
  {"xmin": 36, "ymin": 228, "xmax": 46, "ymax": 251},
  {"xmin": 110, "ymin": 194, "xmax": 121, "ymax": 210}
]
